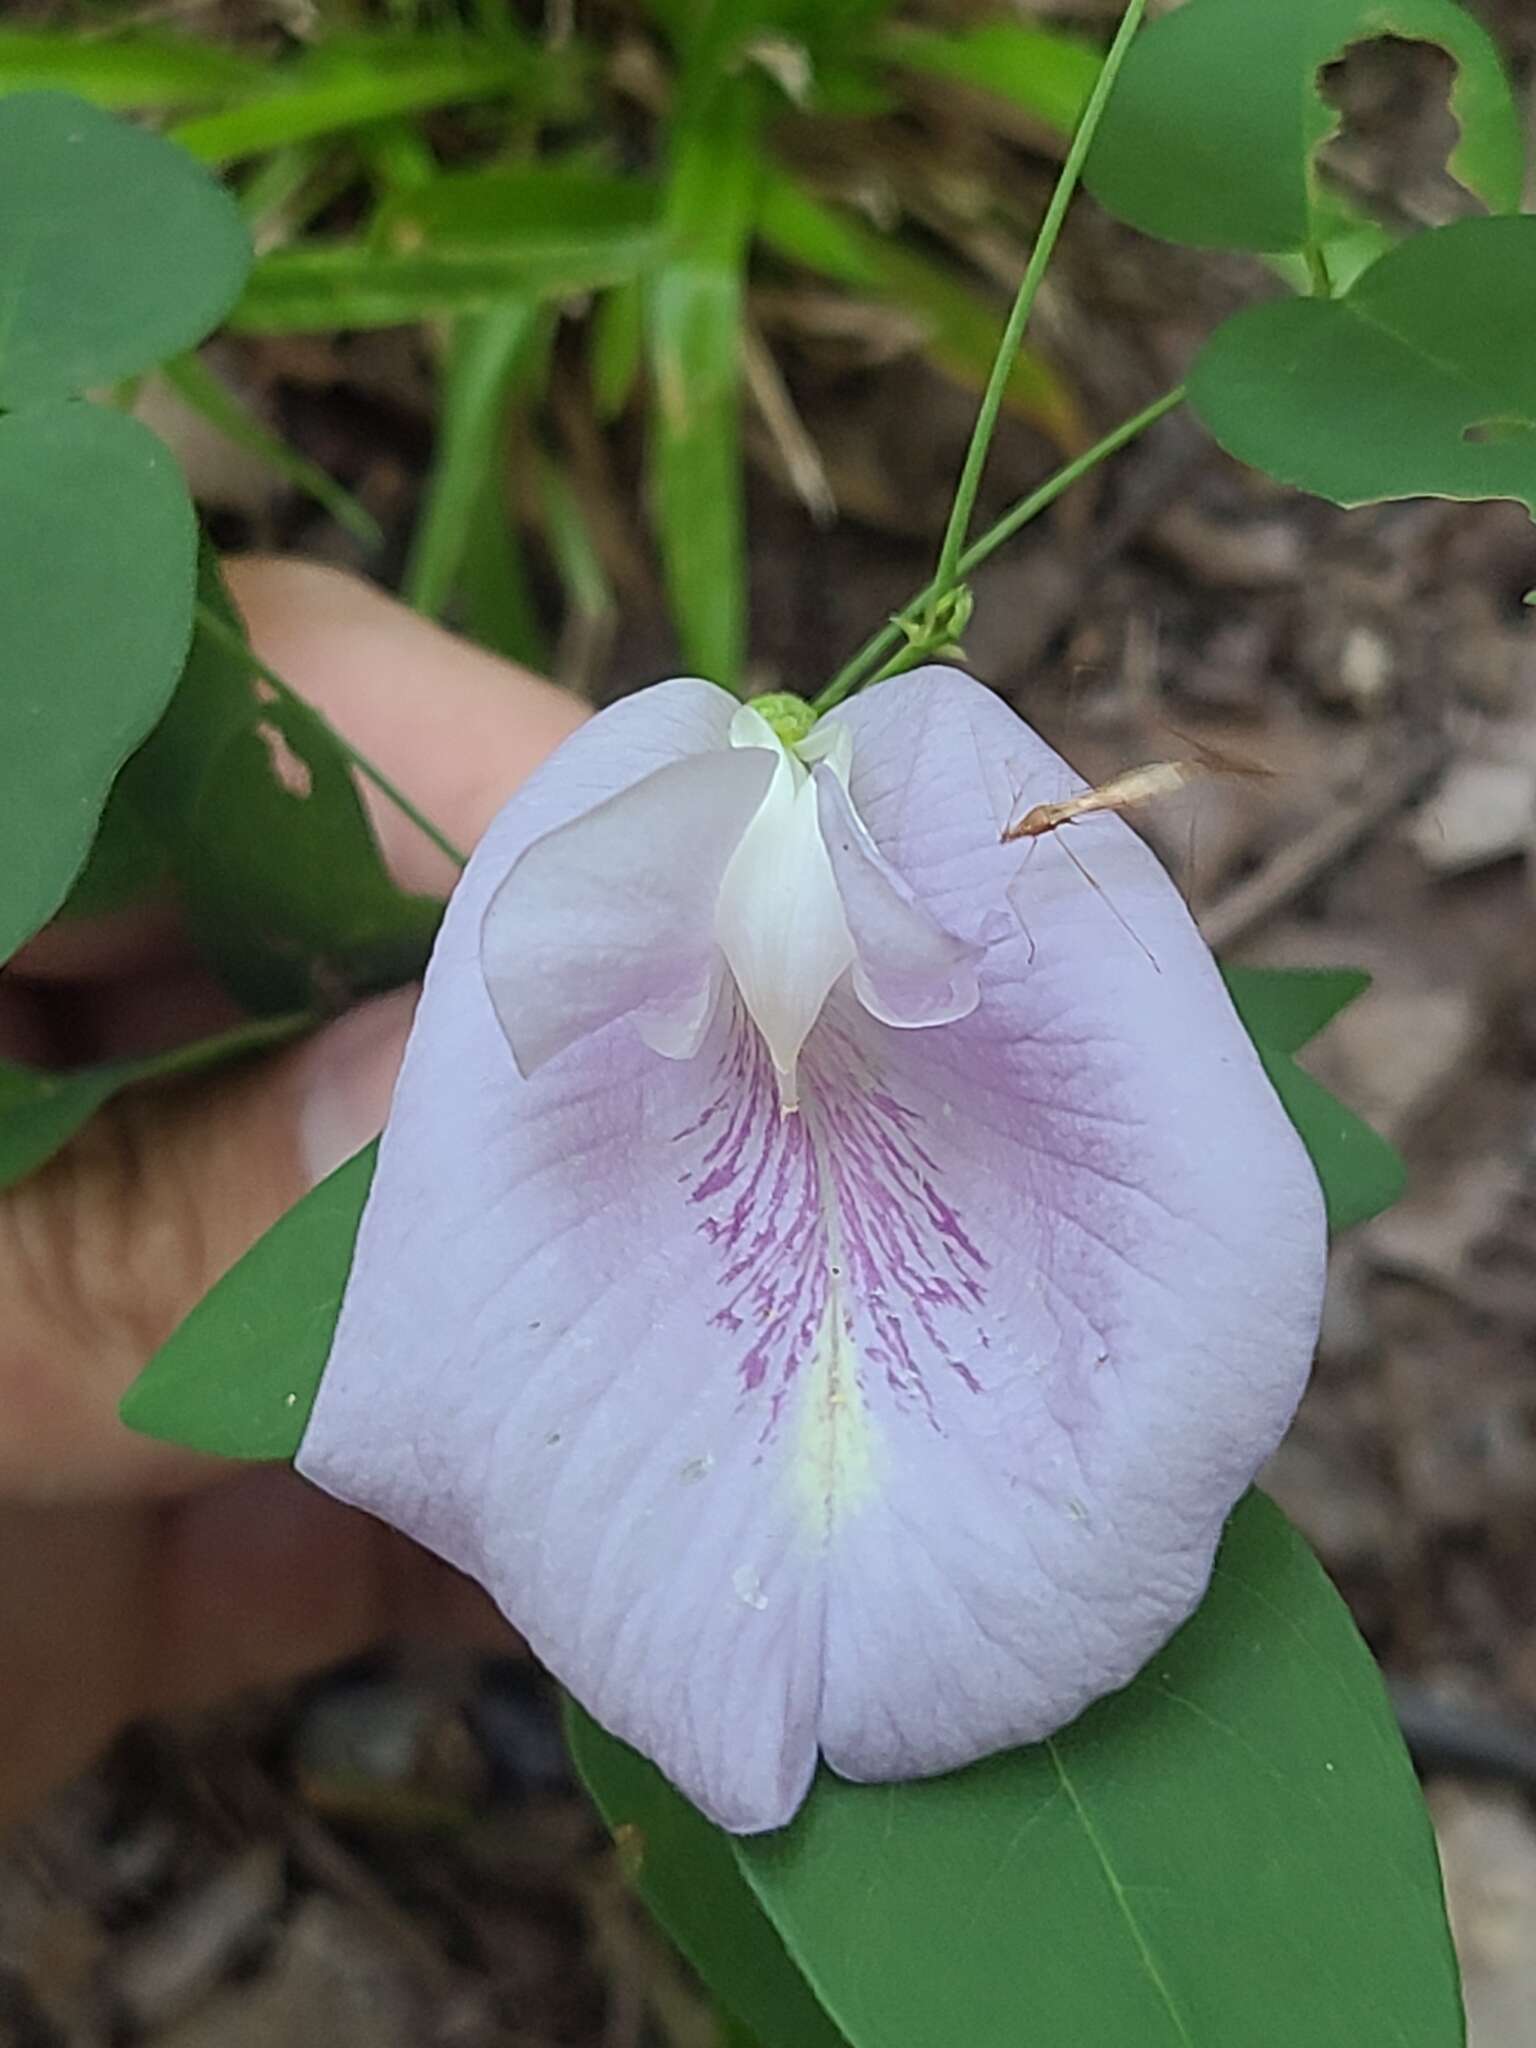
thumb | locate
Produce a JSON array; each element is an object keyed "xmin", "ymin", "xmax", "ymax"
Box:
[
  {"xmin": 0, "ymin": 559, "xmax": 585, "ymax": 1505},
  {"xmin": 0, "ymin": 989, "xmax": 416, "ymax": 1501},
  {"xmin": 0, "ymin": 559, "xmax": 584, "ymax": 1506}
]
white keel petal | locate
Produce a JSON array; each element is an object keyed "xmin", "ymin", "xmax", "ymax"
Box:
[{"xmin": 715, "ymin": 744, "xmax": 854, "ymax": 1104}]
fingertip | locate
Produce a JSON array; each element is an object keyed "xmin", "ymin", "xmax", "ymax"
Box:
[
  {"xmin": 153, "ymin": 1465, "xmax": 518, "ymax": 1713},
  {"xmin": 0, "ymin": 991, "xmax": 415, "ymax": 1506},
  {"xmin": 287, "ymin": 986, "xmax": 419, "ymax": 1189},
  {"xmin": 224, "ymin": 557, "xmax": 589, "ymax": 892}
]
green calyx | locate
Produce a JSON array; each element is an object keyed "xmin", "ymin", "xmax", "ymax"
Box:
[
  {"xmin": 751, "ymin": 691, "xmax": 819, "ymax": 747},
  {"xmin": 899, "ymin": 584, "xmax": 974, "ymax": 667}
]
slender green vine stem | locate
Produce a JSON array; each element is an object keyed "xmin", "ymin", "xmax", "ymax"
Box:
[
  {"xmin": 1304, "ymin": 239, "xmax": 1335, "ymax": 298},
  {"xmin": 812, "ymin": 384, "xmax": 1185, "ymax": 715},
  {"xmin": 196, "ymin": 601, "xmax": 471, "ymax": 872},
  {"xmin": 926, "ymin": 0, "xmax": 1149, "ymax": 606}
]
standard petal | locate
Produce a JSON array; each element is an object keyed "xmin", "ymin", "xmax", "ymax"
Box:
[
  {"xmin": 300, "ymin": 665, "xmax": 1325, "ymax": 1833},
  {"xmin": 813, "ymin": 760, "xmax": 983, "ymax": 1029},
  {"xmin": 298, "ymin": 690, "xmax": 828, "ymax": 1833},
  {"xmin": 483, "ymin": 744, "xmax": 774, "ymax": 1075},
  {"xmin": 800, "ymin": 666, "xmax": 1326, "ymax": 1782},
  {"xmin": 469, "ymin": 671, "xmax": 742, "ymax": 856}
]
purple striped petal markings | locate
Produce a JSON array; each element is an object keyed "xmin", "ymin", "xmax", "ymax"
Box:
[{"xmin": 296, "ymin": 668, "xmax": 1327, "ymax": 1833}]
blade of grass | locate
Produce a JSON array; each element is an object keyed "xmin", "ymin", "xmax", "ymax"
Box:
[
  {"xmin": 881, "ymin": 21, "xmax": 1100, "ymax": 137},
  {"xmin": 0, "ymin": 29, "xmax": 263, "ymax": 110},
  {"xmin": 234, "ymin": 232, "xmax": 659, "ymax": 331},
  {"xmin": 458, "ymin": 453, "xmax": 548, "ymax": 669},
  {"xmin": 238, "ymin": 142, "xmax": 323, "ymax": 228},
  {"xmin": 647, "ymin": 66, "xmax": 764, "ymax": 690},
  {"xmin": 590, "ymin": 277, "xmax": 644, "ymax": 420},
  {"xmin": 404, "ymin": 300, "xmax": 544, "ymax": 618},
  {"xmin": 171, "ymin": 33, "xmax": 586, "ymax": 167},
  {"xmin": 238, "ymin": 142, "xmax": 369, "ymax": 251},
  {"xmin": 538, "ymin": 450, "xmax": 617, "ymax": 689},
  {"xmin": 352, "ymin": 115, "xmax": 439, "ymax": 200},
  {"xmin": 376, "ymin": 163, "xmax": 658, "ymax": 248},
  {"xmin": 539, "ymin": 451, "xmax": 614, "ymax": 627},
  {"xmin": 162, "ymin": 351, "xmax": 383, "ymax": 548}
]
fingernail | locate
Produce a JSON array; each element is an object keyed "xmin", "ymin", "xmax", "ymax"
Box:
[{"xmin": 295, "ymin": 988, "xmax": 418, "ymax": 1187}]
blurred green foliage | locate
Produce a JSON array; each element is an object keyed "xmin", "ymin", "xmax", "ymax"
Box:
[{"xmin": 0, "ymin": 2, "xmax": 1099, "ymax": 689}]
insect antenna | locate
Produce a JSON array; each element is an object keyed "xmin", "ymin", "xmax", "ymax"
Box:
[{"xmin": 1055, "ymin": 833, "xmax": 1162, "ymax": 973}]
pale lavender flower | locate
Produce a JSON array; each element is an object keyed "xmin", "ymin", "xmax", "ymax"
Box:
[{"xmin": 297, "ymin": 667, "xmax": 1325, "ymax": 1833}]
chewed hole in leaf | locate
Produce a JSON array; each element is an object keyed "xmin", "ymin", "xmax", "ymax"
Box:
[
  {"xmin": 1317, "ymin": 37, "xmax": 1478, "ymax": 231},
  {"xmin": 256, "ymin": 719, "xmax": 315, "ymax": 800},
  {"xmin": 1462, "ymin": 417, "xmax": 1536, "ymax": 447}
]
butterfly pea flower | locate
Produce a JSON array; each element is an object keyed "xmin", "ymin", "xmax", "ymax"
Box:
[{"xmin": 297, "ymin": 667, "xmax": 1326, "ymax": 1834}]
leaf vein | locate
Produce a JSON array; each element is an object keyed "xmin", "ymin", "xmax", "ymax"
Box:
[{"xmin": 1046, "ymin": 1738, "xmax": 1196, "ymax": 2048}]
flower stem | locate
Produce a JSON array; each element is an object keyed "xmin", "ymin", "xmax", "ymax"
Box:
[
  {"xmin": 925, "ymin": 0, "xmax": 1149, "ymax": 609},
  {"xmin": 811, "ymin": 384, "xmax": 1184, "ymax": 715},
  {"xmin": 196, "ymin": 602, "xmax": 471, "ymax": 872}
]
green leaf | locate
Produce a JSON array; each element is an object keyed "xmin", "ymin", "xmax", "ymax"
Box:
[
  {"xmin": 0, "ymin": 29, "xmax": 263, "ymax": 110},
  {"xmin": 170, "ymin": 33, "xmax": 586, "ymax": 166},
  {"xmin": 121, "ymin": 1143, "xmax": 376, "ymax": 1459},
  {"xmin": 0, "ymin": 1064, "xmax": 126, "ymax": 1191},
  {"xmin": 120, "ymin": 552, "xmax": 442, "ymax": 1012},
  {"xmin": 716, "ymin": 2014, "xmax": 769, "ymax": 2048},
  {"xmin": 56, "ymin": 779, "xmax": 166, "ymax": 923},
  {"xmin": 1254, "ymin": 1045, "xmax": 1406, "ymax": 1235},
  {"xmin": 0, "ymin": 403, "xmax": 195, "ymax": 963},
  {"xmin": 647, "ymin": 72, "xmax": 762, "ymax": 689},
  {"xmin": 0, "ymin": 1014, "xmax": 312, "ymax": 1193},
  {"xmin": 1222, "ymin": 964, "xmax": 1401, "ymax": 1231},
  {"xmin": 739, "ymin": 1495, "xmax": 1459, "ymax": 2047},
  {"xmin": 565, "ymin": 1702, "xmax": 848, "ymax": 2048},
  {"xmin": 0, "ymin": 91, "xmax": 251, "ymax": 405},
  {"xmin": 1086, "ymin": 0, "xmax": 1520, "ymax": 254},
  {"xmin": 882, "ymin": 21, "xmax": 1100, "ymax": 136},
  {"xmin": 1222, "ymin": 964, "xmax": 1370, "ymax": 1057},
  {"xmin": 1189, "ymin": 217, "xmax": 1536, "ymax": 519},
  {"xmin": 575, "ymin": 1495, "xmax": 1459, "ymax": 2048},
  {"xmin": 160, "ymin": 352, "xmax": 382, "ymax": 548}
]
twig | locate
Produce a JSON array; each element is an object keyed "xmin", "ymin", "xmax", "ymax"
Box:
[
  {"xmin": 1390, "ymin": 1677, "xmax": 1536, "ymax": 1792},
  {"xmin": 742, "ymin": 320, "xmax": 836, "ymax": 525},
  {"xmin": 1200, "ymin": 736, "xmax": 1444, "ymax": 952},
  {"xmin": 583, "ymin": 1859, "xmax": 718, "ymax": 2048}
]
